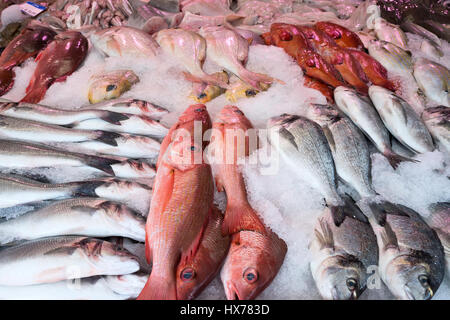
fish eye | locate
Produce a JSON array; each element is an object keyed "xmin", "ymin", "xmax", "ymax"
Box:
[
  {"xmin": 106, "ymin": 84, "xmax": 117, "ymax": 92},
  {"xmin": 245, "ymin": 89, "xmax": 257, "ymax": 97},
  {"xmin": 189, "ymin": 145, "xmax": 198, "ymax": 152},
  {"xmin": 195, "ymin": 108, "xmax": 203, "ymax": 112},
  {"xmin": 346, "ymin": 278, "xmax": 358, "ymax": 291},
  {"xmin": 234, "ymin": 109, "xmax": 244, "ymax": 115},
  {"xmin": 180, "ymin": 267, "xmax": 196, "ymax": 281},
  {"xmin": 197, "ymin": 93, "xmax": 207, "ymax": 99},
  {"xmin": 243, "ymin": 268, "xmax": 258, "ymax": 284},
  {"xmin": 418, "ymin": 275, "xmax": 430, "ymax": 287}
]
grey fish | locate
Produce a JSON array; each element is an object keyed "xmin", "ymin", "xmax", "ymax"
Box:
[
  {"xmin": 268, "ymin": 114, "xmax": 344, "ymax": 222},
  {"xmin": 0, "ymin": 139, "xmax": 121, "ymax": 175},
  {"xmin": 368, "ymin": 202, "xmax": 445, "ymax": 300},
  {"xmin": 413, "ymin": 58, "xmax": 449, "ymax": 107},
  {"xmin": 0, "ymin": 99, "xmax": 128, "ymax": 126},
  {"xmin": 79, "ymin": 98, "xmax": 169, "ymax": 118},
  {"xmin": 0, "ymin": 236, "xmax": 140, "ymax": 286},
  {"xmin": 310, "ymin": 197, "xmax": 378, "ymax": 300},
  {"xmin": 400, "ymin": 20, "xmax": 441, "ymax": 47},
  {"xmin": 422, "ymin": 106, "xmax": 450, "ymax": 153},
  {"xmin": 334, "ymin": 86, "xmax": 415, "ymax": 169},
  {"xmin": 369, "ymin": 85, "xmax": 435, "ymax": 154},
  {"xmin": 427, "ymin": 202, "xmax": 449, "ymax": 275},
  {"xmin": 306, "ymin": 104, "xmax": 376, "ymax": 198},
  {"xmin": 0, "ymin": 273, "xmax": 147, "ymax": 300},
  {"xmin": 0, "ymin": 198, "xmax": 146, "ymax": 244},
  {"xmin": 0, "ymin": 115, "xmax": 121, "ymax": 146}
]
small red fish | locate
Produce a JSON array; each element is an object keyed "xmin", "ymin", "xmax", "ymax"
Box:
[
  {"xmin": 221, "ymin": 230, "xmax": 287, "ymax": 300},
  {"xmin": 315, "ymin": 21, "xmax": 364, "ymax": 50},
  {"xmin": 20, "ymin": 31, "xmax": 88, "ymax": 104},
  {"xmin": 0, "ymin": 25, "xmax": 56, "ymax": 96},
  {"xmin": 266, "ymin": 23, "xmax": 345, "ymax": 88},
  {"xmin": 347, "ymin": 48, "xmax": 396, "ymax": 91},
  {"xmin": 303, "ymin": 75, "xmax": 334, "ymax": 103},
  {"xmin": 176, "ymin": 206, "xmax": 230, "ymax": 300},
  {"xmin": 138, "ymin": 104, "xmax": 214, "ymax": 300},
  {"xmin": 211, "ymin": 105, "xmax": 267, "ymax": 236},
  {"xmin": 298, "ymin": 26, "xmax": 369, "ymax": 93}
]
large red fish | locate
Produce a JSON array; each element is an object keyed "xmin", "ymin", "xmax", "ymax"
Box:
[
  {"xmin": 20, "ymin": 31, "xmax": 88, "ymax": 104},
  {"xmin": 176, "ymin": 206, "xmax": 230, "ymax": 300},
  {"xmin": 347, "ymin": 48, "xmax": 396, "ymax": 91},
  {"xmin": 210, "ymin": 105, "xmax": 267, "ymax": 236},
  {"xmin": 298, "ymin": 25, "xmax": 369, "ymax": 93},
  {"xmin": 221, "ymin": 230, "xmax": 287, "ymax": 300},
  {"xmin": 264, "ymin": 23, "xmax": 345, "ymax": 88},
  {"xmin": 138, "ymin": 104, "xmax": 214, "ymax": 300},
  {"xmin": 315, "ymin": 21, "xmax": 364, "ymax": 50},
  {"xmin": 0, "ymin": 25, "xmax": 56, "ymax": 96},
  {"xmin": 303, "ymin": 75, "xmax": 334, "ymax": 103}
]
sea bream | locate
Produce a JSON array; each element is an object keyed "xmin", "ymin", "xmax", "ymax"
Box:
[
  {"xmin": 268, "ymin": 114, "xmax": 344, "ymax": 220},
  {"xmin": 413, "ymin": 58, "xmax": 449, "ymax": 107},
  {"xmin": 199, "ymin": 25, "xmax": 276, "ymax": 90},
  {"xmin": 368, "ymin": 202, "xmax": 445, "ymax": 300},
  {"xmin": 155, "ymin": 28, "xmax": 229, "ymax": 88},
  {"xmin": 21, "ymin": 31, "xmax": 89, "ymax": 104},
  {"xmin": 306, "ymin": 104, "xmax": 375, "ymax": 198},
  {"xmin": 367, "ymin": 40, "xmax": 413, "ymax": 79},
  {"xmin": 0, "ymin": 273, "xmax": 147, "ymax": 300},
  {"xmin": 0, "ymin": 198, "xmax": 146, "ymax": 244},
  {"xmin": 79, "ymin": 98, "xmax": 169, "ymax": 118},
  {"xmin": 0, "ymin": 236, "xmax": 140, "ymax": 286},
  {"xmin": 334, "ymin": 86, "xmax": 416, "ymax": 169},
  {"xmin": 0, "ymin": 25, "xmax": 56, "ymax": 96},
  {"xmin": 427, "ymin": 202, "xmax": 449, "ymax": 275},
  {"xmin": 422, "ymin": 106, "xmax": 450, "ymax": 153},
  {"xmin": 368, "ymin": 86, "xmax": 434, "ymax": 154},
  {"xmin": 310, "ymin": 198, "xmax": 378, "ymax": 300},
  {"xmin": 138, "ymin": 104, "xmax": 214, "ymax": 300}
]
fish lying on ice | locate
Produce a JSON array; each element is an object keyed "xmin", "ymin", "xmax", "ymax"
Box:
[
  {"xmin": 224, "ymin": 76, "xmax": 268, "ymax": 103},
  {"xmin": 334, "ymin": 86, "xmax": 416, "ymax": 169},
  {"xmin": 303, "ymin": 76, "xmax": 334, "ymax": 104},
  {"xmin": 368, "ymin": 202, "xmax": 445, "ymax": 300},
  {"xmin": 306, "ymin": 104, "xmax": 375, "ymax": 198},
  {"xmin": 0, "ymin": 273, "xmax": 147, "ymax": 300},
  {"xmin": 372, "ymin": 17, "xmax": 408, "ymax": 50},
  {"xmin": 79, "ymin": 98, "xmax": 169, "ymax": 118},
  {"xmin": 138, "ymin": 104, "xmax": 214, "ymax": 300},
  {"xmin": 422, "ymin": 106, "xmax": 450, "ymax": 153},
  {"xmin": 190, "ymin": 71, "xmax": 229, "ymax": 103},
  {"xmin": 400, "ymin": 20, "xmax": 441, "ymax": 47},
  {"xmin": 176, "ymin": 206, "xmax": 230, "ymax": 300},
  {"xmin": 367, "ymin": 40, "xmax": 413, "ymax": 79},
  {"xmin": 20, "ymin": 31, "xmax": 89, "ymax": 104},
  {"xmin": 427, "ymin": 202, "xmax": 449, "ymax": 275},
  {"xmin": 0, "ymin": 25, "xmax": 56, "ymax": 95},
  {"xmin": 413, "ymin": 58, "xmax": 449, "ymax": 107},
  {"xmin": 199, "ymin": 25, "xmax": 276, "ymax": 90},
  {"xmin": 314, "ymin": 21, "xmax": 364, "ymax": 50},
  {"xmin": 0, "ymin": 198, "xmax": 146, "ymax": 244},
  {"xmin": 221, "ymin": 230, "xmax": 287, "ymax": 300},
  {"xmin": 88, "ymin": 70, "xmax": 140, "ymax": 104},
  {"xmin": 310, "ymin": 198, "xmax": 378, "ymax": 300},
  {"xmin": 368, "ymin": 85, "xmax": 434, "ymax": 154},
  {"xmin": 155, "ymin": 28, "xmax": 229, "ymax": 88},
  {"xmin": 0, "ymin": 236, "xmax": 140, "ymax": 286},
  {"xmin": 420, "ymin": 39, "xmax": 444, "ymax": 60}
]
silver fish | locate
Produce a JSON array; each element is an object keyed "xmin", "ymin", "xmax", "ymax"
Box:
[
  {"xmin": 0, "ymin": 100, "xmax": 129, "ymax": 126},
  {"xmin": 0, "ymin": 236, "xmax": 140, "ymax": 286},
  {"xmin": 334, "ymin": 86, "xmax": 415, "ymax": 169},
  {"xmin": 0, "ymin": 198, "xmax": 146, "ymax": 244},
  {"xmin": 368, "ymin": 202, "xmax": 445, "ymax": 300},
  {"xmin": 373, "ymin": 17, "xmax": 408, "ymax": 50},
  {"xmin": 110, "ymin": 159, "xmax": 156, "ymax": 179},
  {"xmin": 307, "ymin": 104, "xmax": 376, "ymax": 198},
  {"xmin": 422, "ymin": 106, "xmax": 450, "ymax": 153},
  {"xmin": 72, "ymin": 114, "xmax": 169, "ymax": 138},
  {"xmin": 427, "ymin": 202, "xmax": 449, "ymax": 275},
  {"xmin": 0, "ymin": 273, "xmax": 147, "ymax": 300},
  {"xmin": 367, "ymin": 40, "xmax": 413, "ymax": 78},
  {"xmin": 310, "ymin": 197, "xmax": 378, "ymax": 300},
  {"xmin": 413, "ymin": 58, "xmax": 449, "ymax": 107},
  {"xmin": 0, "ymin": 115, "xmax": 121, "ymax": 146},
  {"xmin": 368, "ymin": 85, "xmax": 434, "ymax": 154},
  {"xmin": 79, "ymin": 98, "xmax": 169, "ymax": 118},
  {"xmin": 268, "ymin": 114, "xmax": 344, "ymax": 215},
  {"xmin": 400, "ymin": 20, "xmax": 442, "ymax": 47}
]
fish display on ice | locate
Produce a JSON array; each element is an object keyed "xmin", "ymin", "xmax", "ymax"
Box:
[{"xmin": 413, "ymin": 59, "xmax": 449, "ymax": 107}]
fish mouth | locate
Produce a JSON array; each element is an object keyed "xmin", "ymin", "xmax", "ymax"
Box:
[{"xmin": 225, "ymin": 281, "xmax": 241, "ymax": 300}]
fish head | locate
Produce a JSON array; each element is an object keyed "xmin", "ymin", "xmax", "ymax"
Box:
[
  {"xmin": 386, "ymin": 254, "xmax": 435, "ymax": 300},
  {"xmin": 104, "ymin": 273, "xmax": 148, "ymax": 297},
  {"xmin": 100, "ymin": 201, "xmax": 146, "ymax": 240},
  {"xmin": 218, "ymin": 105, "xmax": 253, "ymax": 129},
  {"xmin": 88, "ymin": 71, "xmax": 139, "ymax": 104},
  {"xmin": 221, "ymin": 231, "xmax": 287, "ymax": 300},
  {"xmin": 306, "ymin": 103, "xmax": 340, "ymax": 124},
  {"xmin": 267, "ymin": 113, "xmax": 300, "ymax": 130},
  {"xmin": 315, "ymin": 255, "xmax": 365, "ymax": 300},
  {"xmin": 225, "ymin": 80, "xmax": 260, "ymax": 103}
]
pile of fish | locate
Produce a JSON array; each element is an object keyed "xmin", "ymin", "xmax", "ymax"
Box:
[{"xmin": 0, "ymin": 0, "xmax": 448, "ymax": 301}]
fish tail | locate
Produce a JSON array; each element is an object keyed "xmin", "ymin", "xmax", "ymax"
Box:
[
  {"xmin": 94, "ymin": 130, "xmax": 121, "ymax": 146},
  {"xmin": 99, "ymin": 111, "xmax": 129, "ymax": 125},
  {"xmin": 0, "ymin": 68, "xmax": 15, "ymax": 96},
  {"xmin": 84, "ymin": 155, "xmax": 121, "ymax": 175},
  {"xmin": 222, "ymin": 202, "xmax": 267, "ymax": 236},
  {"xmin": 383, "ymin": 149, "xmax": 419, "ymax": 169},
  {"xmin": 237, "ymin": 66, "xmax": 281, "ymax": 91},
  {"xmin": 137, "ymin": 270, "xmax": 177, "ymax": 300},
  {"xmin": 328, "ymin": 203, "xmax": 347, "ymax": 227},
  {"xmin": 20, "ymin": 79, "xmax": 47, "ymax": 104},
  {"xmin": 72, "ymin": 180, "xmax": 106, "ymax": 197}
]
